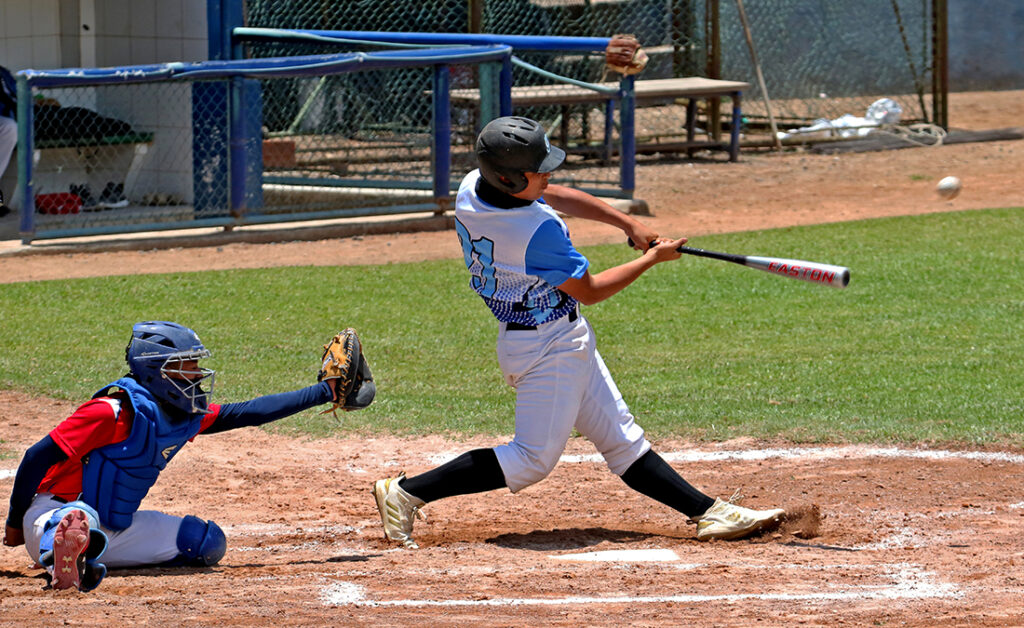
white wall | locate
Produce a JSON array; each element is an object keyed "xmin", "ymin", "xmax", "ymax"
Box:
[
  {"xmin": 1, "ymin": 0, "xmax": 62, "ymax": 72},
  {"xmin": 1, "ymin": 0, "xmax": 209, "ymax": 71},
  {"xmin": 92, "ymin": 0, "xmax": 208, "ymax": 67},
  {"xmin": 0, "ymin": 0, "xmax": 210, "ymax": 204}
]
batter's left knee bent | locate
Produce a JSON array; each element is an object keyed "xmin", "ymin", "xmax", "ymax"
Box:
[
  {"xmin": 496, "ymin": 444, "xmax": 562, "ymax": 492},
  {"xmin": 170, "ymin": 515, "xmax": 226, "ymax": 566}
]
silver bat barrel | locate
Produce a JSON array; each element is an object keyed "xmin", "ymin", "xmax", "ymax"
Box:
[{"xmin": 744, "ymin": 256, "xmax": 850, "ymax": 289}]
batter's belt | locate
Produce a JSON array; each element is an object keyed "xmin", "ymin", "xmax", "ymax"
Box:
[{"xmin": 505, "ymin": 308, "xmax": 578, "ymax": 331}]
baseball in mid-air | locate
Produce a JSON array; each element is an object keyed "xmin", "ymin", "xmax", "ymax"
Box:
[{"xmin": 936, "ymin": 176, "xmax": 962, "ymax": 200}]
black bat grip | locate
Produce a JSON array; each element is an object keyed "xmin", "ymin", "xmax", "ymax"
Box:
[
  {"xmin": 627, "ymin": 237, "xmax": 668, "ymax": 250},
  {"xmin": 627, "ymin": 238, "xmax": 746, "ymax": 265},
  {"xmin": 626, "ymin": 237, "xmax": 705, "ymax": 254}
]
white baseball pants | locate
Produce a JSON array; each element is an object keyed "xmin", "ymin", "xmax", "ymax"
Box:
[{"xmin": 493, "ymin": 313, "xmax": 650, "ymax": 492}]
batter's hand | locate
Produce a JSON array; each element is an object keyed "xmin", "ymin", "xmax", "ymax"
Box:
[
  {"xmin": 645, "ymin": 237, "xmax": 688, "ymax": 262},
  {"xmin": 627, "ymin": 225, "xmax": 660, "ymax": 251},
  {"xmin": 4, "ymin": 524, "xmax": 25, "ymax": 547}
]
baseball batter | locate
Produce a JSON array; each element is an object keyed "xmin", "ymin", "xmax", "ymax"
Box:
[
  {"xmin": 3, "ymin": 321, "xmax": 373, "ymax": 592},
  {"xmin": 374, "ymin": 116, "xmax": 785, "ymax": 549}
]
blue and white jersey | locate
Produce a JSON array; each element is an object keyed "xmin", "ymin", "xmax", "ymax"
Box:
[{"xmin": 454, "ymin": 169, "xmax": 589, "ymax": 325}]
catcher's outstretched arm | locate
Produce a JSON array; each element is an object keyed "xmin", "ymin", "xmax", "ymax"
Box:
[{"xmin": 203, "ymin": 383, "xmax": 333, "ymax": 434}]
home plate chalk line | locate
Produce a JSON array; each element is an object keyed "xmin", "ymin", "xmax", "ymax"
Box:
[{"xmin": 320, "ymin": 562, "xmax": 959, "ymax": 607}]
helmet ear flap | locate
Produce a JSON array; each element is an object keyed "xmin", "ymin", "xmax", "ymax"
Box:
[
  {"xmin": 492, "ymin": 169, "xmax": 528, "ymax": 194},
  {"xmin": 508, "ymin": 171, "xmax": 528, "ymax": 193}
]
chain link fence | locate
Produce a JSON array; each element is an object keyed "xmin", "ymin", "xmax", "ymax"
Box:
[
  {"xmin": 243, "ymin": 0, "xmax": 940, "ymax": 142},
  {"xmin": 12, "ymin": 1, "xmax": 947, "ymax": 241},
  {"xmin": 24, "ymin": 81, "xmax": 217, "ymax": 233},
  {"xmin": 15, "ymin": 48, "xmax": 513, "ymax": 241}
]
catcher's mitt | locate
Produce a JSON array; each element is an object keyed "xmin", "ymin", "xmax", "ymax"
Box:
[
  {"xmin": 317, "ymin": 328, "xmax": 376, "ymax": 416},
  {"xmin": 605, "ymin": 33, "xmax": 649, "ymax": 76}
]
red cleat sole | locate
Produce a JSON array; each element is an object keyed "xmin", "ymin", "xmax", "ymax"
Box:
[{"xmin": 51, "ymin": 510, "xmax": 90, "ymax": 591}]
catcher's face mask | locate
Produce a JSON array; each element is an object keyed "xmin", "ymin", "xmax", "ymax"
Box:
[{"xmin": 161, "ymin": 354, "xmax": 215, "ymax": 413}]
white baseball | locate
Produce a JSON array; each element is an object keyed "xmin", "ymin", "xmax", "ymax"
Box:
[{"xmin": 936, "ymin": 176, "xmax": 962, "ymax": 200}]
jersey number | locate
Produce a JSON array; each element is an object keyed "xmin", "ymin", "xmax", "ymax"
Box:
[{"xmin": 455, "ymin": 219, "xmax": 497, "ymax": 298}]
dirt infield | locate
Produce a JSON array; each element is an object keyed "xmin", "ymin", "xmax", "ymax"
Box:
[
  {"xmin": 1, "ymin": 90, "xmax": 1023, "ymax": 625},
  {"xmin": 2, "ymin": 388, "xmax": 1024, "ymax": 626}
]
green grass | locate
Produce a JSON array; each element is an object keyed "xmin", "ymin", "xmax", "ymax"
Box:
[{"xmin": 1, "ymin": 207, "xmax": 1022, "ymax": 447}]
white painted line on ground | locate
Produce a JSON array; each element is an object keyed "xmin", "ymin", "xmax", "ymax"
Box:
[
  {"xmin": 321, "ymin": 563, "xmax": 959, "ymax": 607},
  {"xmin": 321, "ymin": 581, "xmax": 367, "ymax": 605},
  {"xmin": 223, "ymin": 523, "xmax": 358, "ymax": 536},
  {"xmin": 560, "ymin": 446, "xmax": 1024, "ymax": 466},
  {"xmin": 551, "ymin": 548, "xmax": 679, "ymax": 562},
  {"xmin": 427, "ymin": 453, "xmax": 460, "ymax": 465},
  {"xmin": 1009, "ymin": 502, "xmax": 1024, "ymax": 509},
  {"xmin": 0, "ymin": 469, "xmax": 14, "ymax": 480}
]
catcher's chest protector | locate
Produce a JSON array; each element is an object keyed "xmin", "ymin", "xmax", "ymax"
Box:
[{"xmin": 81, "ymin": 378, "xmax": 203, "ymax": 530}]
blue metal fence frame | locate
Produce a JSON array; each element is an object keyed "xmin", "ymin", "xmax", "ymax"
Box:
[
  {"xmin": 16, "ymin": 46, "xmax": 513, "ymax": 242},
  {"xmin": 232, "ymin": 28, "xmax": 639, "ymax": 199}
]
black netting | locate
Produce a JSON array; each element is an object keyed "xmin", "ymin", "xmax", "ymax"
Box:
[{"xmin": 243, "ymin": 0, "xmax": 938, "ymax": 129}]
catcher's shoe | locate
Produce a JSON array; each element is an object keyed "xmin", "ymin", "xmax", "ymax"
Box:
[
  {"xmin": 373, "ymin": 473, "xmax": 426, "ymax": 549},
  {"xmin": 695, "ymin": 498, "xmax": 785, "ymax": 541},
  {"xmin": 51, "ymin": 509, "xmax": 91, "ymax": 591}
]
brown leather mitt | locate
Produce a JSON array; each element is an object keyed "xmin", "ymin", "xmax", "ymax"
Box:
[
  {"xmin": 605, "ymin": 33, "xmax": 649, "ymax": 76},
  {"xmin": 317, "ymin": 328, "xmax": 376, "ymax": 416}
]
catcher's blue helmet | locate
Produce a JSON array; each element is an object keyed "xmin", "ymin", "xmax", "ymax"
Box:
[
  {"xmin": 125, "ymin": 321, "xmax": 214, "ymax": 414},
  {"xmin": 476, "ymin": 116, "xmax": 565, "ymax": 194}
]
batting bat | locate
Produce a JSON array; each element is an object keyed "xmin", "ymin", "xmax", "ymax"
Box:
[{"xmin": 629, "ymin": 239, "xmax": 850, "ymax": 289}]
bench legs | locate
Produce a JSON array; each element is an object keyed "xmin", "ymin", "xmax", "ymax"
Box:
[
  {"xmin": 729, "ymin": 91, "xmax": 742, "ymax": 162},
  {"xmin": 685, "ymin": 99, "xmax": 697, "ymax": 159}
]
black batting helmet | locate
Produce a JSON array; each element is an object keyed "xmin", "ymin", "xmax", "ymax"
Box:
[{"xmin": 475, "ymin": 116, "xmax": 566, "ymax": 194}]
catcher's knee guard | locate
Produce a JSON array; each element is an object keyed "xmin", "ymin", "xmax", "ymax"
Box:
[{"xmin": 170, "ymin": 515, "xmax": 226, "ymax": 566}]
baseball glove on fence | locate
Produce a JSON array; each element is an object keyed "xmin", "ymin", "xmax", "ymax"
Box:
[
  {"xmin": 317, "ymin": 328, "xmax": 376, "ymax": 416},
  {"xmin": 605, "ymin": 33, "xmax": 649, "ymax": 76}
]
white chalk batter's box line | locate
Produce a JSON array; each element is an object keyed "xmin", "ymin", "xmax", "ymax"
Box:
[
  {"xmin": 562, "ymin": 445, "xmax": 1024, "ymax": 465},
  {"xmin": 319, "ymin": 560, "xmax": 961, "ymax": 608},
  {"xmin": 422, "ymin": 445, "xmax": 1024, "ymax": 467}
]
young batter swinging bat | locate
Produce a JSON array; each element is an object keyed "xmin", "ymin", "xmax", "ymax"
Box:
[{"xmin": 629, "ymin": 239, "xmax": 850, "ymax": 289}]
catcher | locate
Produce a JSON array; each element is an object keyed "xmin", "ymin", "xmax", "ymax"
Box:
[{"xmin": 3, "ymin": 321, "xmax": 372, "ymax": 592}]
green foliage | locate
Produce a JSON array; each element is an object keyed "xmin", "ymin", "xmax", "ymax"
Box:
[{"xmin": 1, "ymin": 207, "xmax": 1021, "ymax": 446}]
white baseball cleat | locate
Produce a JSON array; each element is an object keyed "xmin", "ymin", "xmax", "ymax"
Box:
[
  {"xmin": 695, "ymin": 498, "xmax": 785, "ymax": 541},
  {"xmin": 373, "ymin": 473, "xmax": 426, "ymax": 549}
]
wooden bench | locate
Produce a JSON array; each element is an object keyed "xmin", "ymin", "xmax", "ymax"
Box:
[
  {"xmin": 18, "ymin": 132, "xmax": 154, "ymax": 211},
  {"xmin": 451, "ymin": 77, "xmax": 750, "ymax": 162}
]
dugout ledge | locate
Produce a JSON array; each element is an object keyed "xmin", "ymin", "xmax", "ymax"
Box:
[{"xmin": 0, "ymin": 196, "xmax": 644, "ymax": 256}]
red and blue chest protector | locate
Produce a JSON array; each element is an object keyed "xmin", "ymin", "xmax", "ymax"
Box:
[{"xmin": 80, "ymin": 378, "xmax": 204, "ymax": 530}]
